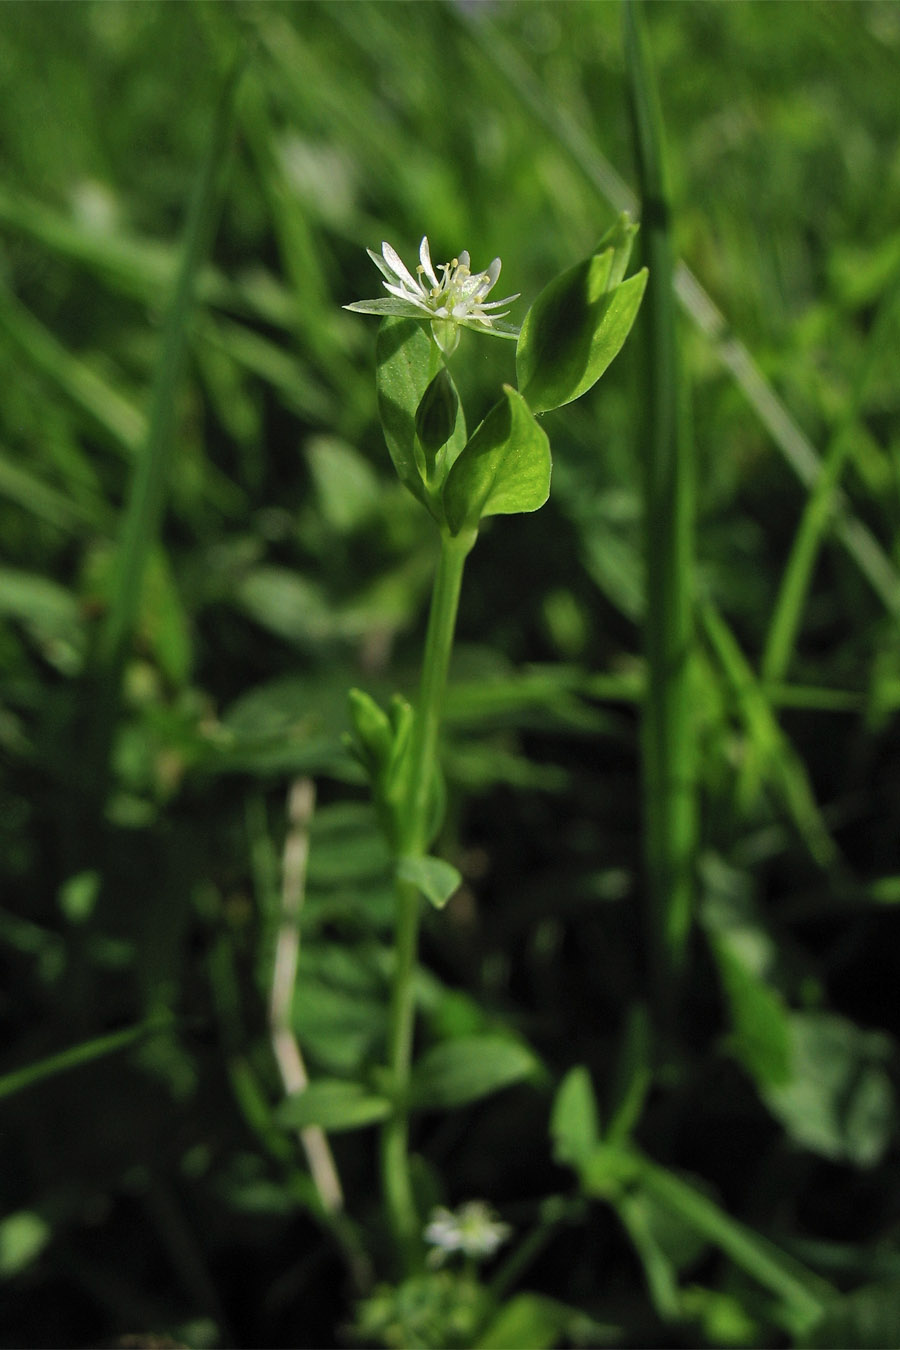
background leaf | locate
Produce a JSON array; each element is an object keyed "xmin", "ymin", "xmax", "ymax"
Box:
[
  {"xmin": 275, "ymin": 1079, "xmax": 392, "ymax": 1132},
  {"xmin": 809, "ymin": 1279, "xmax": 900, "ymax": 1349},
  {"xmin": 550, "ymin": 1066, "xmax": 601, "ymax": 1167},
  {"xmin": 396, "ymin": 855, "xmax": 462, "ymax": 910},
  {"xmin": 761, "ymin": 1013, "xmax": 895, "ymax": 1167},
  {"xmin": 409, "ymin": 1035, "xmax": 540, "ymax": 1110}
]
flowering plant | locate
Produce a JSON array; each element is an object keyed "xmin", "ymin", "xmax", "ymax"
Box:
[{"xmin": 286, "ymin": 215, "xmax": 647, "ymax": 1279}]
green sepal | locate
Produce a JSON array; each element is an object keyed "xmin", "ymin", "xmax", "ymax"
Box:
[
  {"xmin": 516, "ymin": 234, "xmax": 648, "ymax": 414},
  {"xmin": 442, "ymin": 385, "xmax": 551, "ymax": 535},
  {"xmin": 396, "ymin": 854, "xmax": 462, "ymax": 910}
]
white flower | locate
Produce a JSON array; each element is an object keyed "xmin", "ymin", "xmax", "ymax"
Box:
[
  {"xmin": 345, "ymin": 236, "xmax": 520, "ymax": 354},
  {"xmin": 423, "ymin": 1201, "xmax": 512, "ymax": 1267}
]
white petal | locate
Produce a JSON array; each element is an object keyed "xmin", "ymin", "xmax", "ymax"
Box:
[
  {"xmin": 381, "ymin": 240, "xmax": 420, "ymax": 291},
  {"xmin": 457, "ymin": 250, "xmax": 470, "ymax": 270},
  {"xmin": 419, "ymin": 237, "xmax": 440, "ymax": 289},
  {"xmin": 475, "ymin": 293, "xmax": 519, "ymax": 310},
  {"xmin": 473, "ymin": 259, "xmax": 502, "ymax": 300},
  {"xmin": 383, "ymin": 282, "xmax": 431, "ymax": 311}
]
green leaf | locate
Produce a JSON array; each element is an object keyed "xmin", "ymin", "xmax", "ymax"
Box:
[
  {"xmin": 415, "ymin": 367, "xmax": 459, "ymax": 467},
  {"xmin": 294, "ymin": 947, "xmax": 388, "ymax": 1075},
  {"xmin": 476, "ymin": 1294, "xmax": 606, "ymax": 1350},
  {"xmin": 680, "ymin": 1286, "xmax": 763, "ymax": 1347},
  {"xmin": 623, "ymin": 1186, "xmax": 715, "ymax": 1292},
  {"xmin": 345, "ymin": 297, "xmax": 434, "ymax": 318},
  {"xmin": 307, "ymin": 435, "xmax": 379, "ymax": 533},
  {"xmin": 761, "ymin": 1012, "xmax": 894, "ymax": 1167},
  {"xmin": 443, "ymin": 385, "xmax": 551, "ymax": 534},
  {"xmin": 0, "ymin": 566, "xmax": 84, "ymax": 672},
  {"xmin": 550, "ymin": 1066, "xmax": 601, "ymax": 1167},
  {"xmin": 375, "ymin": 317, "xmax": 434, "ymax": 507},
  {"xmin": 607, "ymin": 1001, "xmax": 653, "ymax": 1143},
  {"xmin": 347, "ymin": 687, "xmax": 393, "ymax": 772},
  {"xmin": 599, "ymin": 1148, "xmax": 831, "ymax": 1328},
  {"xmin": 594, "ymin": 212, "xmax": 640, "ymax": 289},
  {"xmin": 516, "ymin": 251, "xmax": 647, "ymax": 414},
  {"xmin": 274, "ymin": 1079, "xmax": 392, "ymax": 1132},
  {"xmin": 0, "ymin": 1013, "xmax": 175, "ymax": 1102},
  {"xmin": 214, "ymin": 671, "xmax": 351, "ymax": 777},
  {"xmin": 712, "ymin": 935, "xmax": 792, "ymax": 1089},
  {"xmin": 0, "ymin": 1211, "xmax": 51, "ymax": 1279},
  {"xmin": 409, "ymin": 1034, "xmax": 540, "ymax": 1111},
  {"xmin": 58, "ymin": 870, "xmax": 101, "ymax": 925},
  {"xmin": 396, "ymin": 855, "xmax": 462, "ymax": 910},
  {"xmin": 580, "ymin": 1142, "xmax": 642, "ymax": 1200},
  {"xmin": 375, "ymin": 318, "xmax": 466, "ymax": 512},
  {"xmin": 137, "ymin": 546, "xmax": 193, "ymax": 688},
  {"xmin": 809, "ymin": 1278, "xmax": 900, "ymax": 1348},
  {"xmin": 235, "ymin": 566, "xmax": 332, "ymax": 647},
  {"xmin": 383, "ymin": 695, "xmax": 415, "ymax": 807},
  {"xmin": 615, "ymin": 1190, "xmax": 682, "ymax": 1320}
]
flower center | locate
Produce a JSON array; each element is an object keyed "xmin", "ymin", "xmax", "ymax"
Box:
[{"xmin": 417, "ymin": 257, "xmax": 488, "ymax": 315}]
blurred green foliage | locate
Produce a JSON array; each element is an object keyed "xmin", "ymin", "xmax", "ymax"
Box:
[{"xmin": 3, "ymin": 1, "xmax": 900, "ymax": 1346}]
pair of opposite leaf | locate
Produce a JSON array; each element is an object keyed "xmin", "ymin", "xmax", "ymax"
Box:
[{"xmin": 346, "ymin": 213, "xmax": 648, "ymax": 537}]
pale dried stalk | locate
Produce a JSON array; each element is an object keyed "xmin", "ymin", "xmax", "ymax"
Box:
[{"xmin": 270, "ymin": 777, "xmax": 343, "ymax": 1214}]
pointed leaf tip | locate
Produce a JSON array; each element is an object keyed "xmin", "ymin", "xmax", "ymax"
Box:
[
  {"xmin": 517, "ymin": 252, "xmax": 647, "ymax": 414},
  {"xmin": 397, "ymin": 855, "xmax": 462, "ymax": 909}
]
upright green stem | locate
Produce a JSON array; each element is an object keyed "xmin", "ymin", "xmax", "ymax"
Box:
[
  {"xmin": 401, "ymin": 529, "xmax": 474, "ymax": 856},
  {"xmin": 381, "ymin": 525, "xmax": 476, "ymax": 1272}
]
